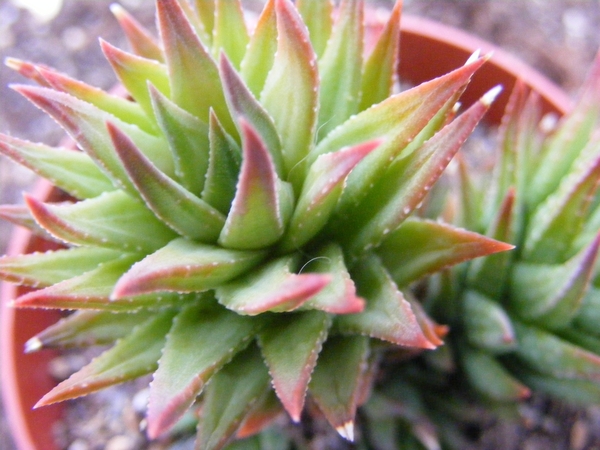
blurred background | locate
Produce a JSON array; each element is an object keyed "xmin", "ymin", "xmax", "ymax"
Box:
[{"xmin": 1, "ymin": 0, "xmax": 600, "ymax": 448}]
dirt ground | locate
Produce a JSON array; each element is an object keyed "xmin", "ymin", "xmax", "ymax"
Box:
[{"xmin": 1, "ymin": 1, "xmax": 600, "ymax": 449}]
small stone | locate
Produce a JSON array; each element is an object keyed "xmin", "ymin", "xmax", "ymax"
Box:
[
  {"xmin": 570, "ymin": 419, "xmax": 589, "ymax": 450},
  {"xmin": 67, "ymin": 439, "xmax": 89, "ymax": 450},
  {"xmin": 105, "ymin": 434, "xmax": 137, "ymax": 450}
]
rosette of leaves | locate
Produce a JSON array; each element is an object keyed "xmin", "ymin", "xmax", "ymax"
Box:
[
  {"xmin": 413, "ymin": 50, "xmax": 600, "ymax": 433},
  {"xmin": 0, "ymin": 0, "xmax": 509, "ymax": 447}
]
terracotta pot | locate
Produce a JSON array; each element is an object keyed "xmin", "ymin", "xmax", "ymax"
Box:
[{"xmin": 0, "ymin": 14, "xmax": 571, "ymax": 450}]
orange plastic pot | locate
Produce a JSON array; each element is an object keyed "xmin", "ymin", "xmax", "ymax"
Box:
[{"xmin": 0, "ymin": 14, "xmax": 571, "ymax": 450}]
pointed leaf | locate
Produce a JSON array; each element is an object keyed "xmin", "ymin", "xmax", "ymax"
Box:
[
  {"xmin": 14, "ymin": 254, "xmax": 192, "ymax": 311},
  {"xmin": 311, "ymin": 57, "xmax": 488, "ymax": 217},
  {"xmin": 296, "ymin": 0, "xmax": 333, "ymax": 58},
  {"xmin": 157, "ymin": 0, "xmax": 235, "ymax": 135},
  {"xmin": 194, "ymin": 0, "xmax": 215, "ymax": 40},
  {"xmin": 359, "ymin": 0, "xmax": 401, "ymax": 111},
  {"xmin": 260, "ymin": 0, "xmax": 319, "ymax": 179},
  {"xmin": 377, "ymin": 217, "xmax": 513, "ymax": 288},
  {"xmin": 299, "ymin": 243, "xmax": 365, "ymax": 314},
  {"xmin": 33, "ymin": 63, "xmax": 155, "ymax": 134},
  {"xmin": 216, "ymin": 255, "xmax": 330, "ymax": 315},
  {"xmin": 236, "ymin": 390, "xmax": 284, "ymax": 439},
  {"xmin": 309, "ymin": 335, "xmax": 370, "ymax": 442},
  {"xmin": 218, "ymin": 120, "xmax": 293, "ymax": 250},
  {"xmin": 337, "ymin": 254, "xmax": 435, "ymax": 348},
  {"xmin": 240, "ymin": 0, "xmax": 277, "ymax": 96},
  {"xmin": 112, "ymin": 238, "xmax": 266, "ymax": 297},
  {"xmin": 27, "ymin": 309, "xmax": 155, "ymax": 351},
  {"xmin": 574, "ymin": 286, "xmax": 600, "ymax": 335},
  {"xmin": 149, "ymin": 84, "xmax": 210, "ymax": 195},
  {"xmin": 35, "ymin": 310, "xmax": 176, "ymax": 407},
  {"xmin": 219, "ymin": 54, "xmax": 284, "ymax": 175},
  {"xmin": 524, "ymin": 151, "xmax": 600, "ymax": 263},
  {"xmin": 511, "ymin": 234, "xmax": 600, "ymax": 329},
  {"xmin": 514, "ymin": 321, "xmax": 600, "ymax": 381},
  {"xmin": 346, "ymin": 88, "xmax": 498, "ymax": 254},
  {"xmin": 196, "ymin": 345, "xmax": 271, "ymax": 450},
  {"xmin": 258, "ymin": 311, "xmax": 331, "ymax": 421},
  {"xmin": 316, "ymin": 0, "xmax": 363, "ymax": 139},
  {"xmin": 108, "ymin": 122, "xmax": 225, "ymax": 242},
  {"xmin": 0, "ymin": 246, "xmax": 121, "ymax": 288},
  {"xmin": 467, "ymin": 189, "xmax": 517, "ymax": 300},
  {"xmin": 147, "ymin": 302, "xmax": 259, "ymax": 438},
  {"xmin": 529, "ymin": 53, "xmax": 600, "ymax": 206},
  {"xmin": 463, "ymin": 290, "xmax": 517, "ymax": 353},
  {"xmin": 278, "ymin": 139, "xmax": 379, "ymax": 252},
  {"xmin": 0, "ymin": 134, "xmax": 113, "ymax": 199},
  {"xmin": 212, "ymin": 0, "xmax": 249, "ymax": 68},
  {"xmin": 461, "ymin": 346, "xmax": 530, "ymax": 401},
  {"xmin": 14, "ymin": 84, "xmax": 174, "ymax": 195},
  {"xmin": 0, "ymin": 204, "xmax": 56, "ymax": 241},
  {"xmin": 100, "ymin": 39, "xmax": 170, "ymax": 121},
  {"xmin": 25, "ymin": 191, "xmax": 177, "ymax": 252},
  {"xmin": 201, "ymin": 111, "xmax": 242, "ymax": 214},
  {"xmin": 110, "ymin": 3, "xmax": 164, "ymax": 62}
]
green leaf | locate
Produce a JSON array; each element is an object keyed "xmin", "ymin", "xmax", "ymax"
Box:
[
  {"xmin": 467, "ymin": 189, "xmax": 516, "ymax": 300},
  {"xmin": 279, "ymin": 139, "xmax": 379, "ymax": 252},
  {"xmin": 359, "ymin": 0, "xmax": 401, "ymax": 111},
  {"xmin": 14, "ymin": 84, "xmax": 174, "ymax": 195},
  {"xmin": 337, "ymin": 254, "xmax": 434, "ymax": 348},
  {"xmin": 100, "ymin": 39, "xmax": 170, "ymax": 123},
  {"xmin": 574, "ymin": 286, "xmax": 600, "ymax": 335},
  {"xmin": 310, "ymin": 56, "xmax": 487, "ymax": 217},
  {"xmin": 524, "ymin": 152, "xmax": 600, "ymax": 264},
  {"xmin": 461, "ymin": 346, "xmax": 529, "ymax": 401},
  {"xmin": 240, "ymin": 0, "xmax": 277, "ymax": 97},
  {"xmin": 218, "ymin": 120, "xmax": 293, "ymax": 250},
  {"xmin": 344, "ymin": 89, "xmax": 497, "ymax": 254},
  {"xmin": 196, "ymin": 345, "xmax": 271, "ymax": 450},
  {"xmin": 25, "ymin": 190, "xmax": 177, "ymax": 252},
  {"xmin": 296, "ymin": 0, "xmax": 333, "ymax": 58},
  {"xmin": 299, "ymin": 243, "xmax": 364, "ymax": 314},
  {"xmin": 26, "ymin": 309, "xmax": 155, "ymax": 351},
  {"xmin": 149, "ymin": 84, "xmax": 210, "ymax": 196},
  {"xmin": 463, "ymin": 290, "xmax": 517, "ymax": 353},
  {"xmin": 110, "ymin": 3, "xmax": 164, "ymax": 62},
  {"xmin": 14, "ymin": 254, "xmax": 193, "ymax": 311},
  {"xmin": 258, "ymin": 311, "xmax": 331, "ymax": 421},
  {"xmin": 510, "ymin": 234, "xmax": 600, "ymax": 329},
  {"xmin": 113, "ymin": 238, "xmax": 266, "ymax": 298},
  {"xmin": 157, "ymin": 0, "xmax": 235, "ymax": 135},
  {"xmin": 29, "ymin": 61, "xmax": 155, "ymax": 134},
  {"xmin": 202, "ymin": 111, "xmax": 242, "ymax": 214},
  {"xmin": 216, "ymin": 254, "xmax": 330, "ymax": 315},
  {"xmin": 35, "ymin": 310, "xmax": 175, "ymax": 407},
  {"xmin": 260, "ymin": 0, "xmax": 319, "ymax": 181},
  {"xmin": 0, "ymin": 134, "xmax": 113, "ymax": 199},
  {"xmin": 147, "ymin": 301, "xmax": 260, "ymax": 438},
  {"xmin": 193, "ymin": 0, "xmax": 215, "ymax": 41},
  {"xmin": 513, "ymin": 321, "xmax": 600, "ymax": 381},
  {"xmin": 309, "ymin": 335, "xmax": 370, "ymax": 441},
  {"xmin": 377, "ymin": 218, "xmax": 513, "ymax": 288},
  {"xmin": 529, "ymin": 56, "xmax": 600, "ymax": 206},
  {"xmin": 0, "ymin": 246, "xmax": 122, "ymax": 288},
  {"xmin": 0, "ymin": 204, "xmax": 56, "ymax": 242},
  {"xmin": 108, "ymin": 122, "xmax": 225, "ymax": 242},
  {"xmin": 316, "ymin": 0, "xmax": 363, "ymax": 140},
  {"xmin": 219, "ymin": 54, "xmax": 284, "ymax": 176},
  {"xmin": 211, "ymin": 0, "xmax": 249, "ymax": 69}
]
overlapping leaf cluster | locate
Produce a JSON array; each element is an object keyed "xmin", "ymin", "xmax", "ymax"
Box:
[
  {"xmin": 0, "ymin": 0, "xmax": 508, "ymax": 448},
  {"xmin": 377, "ymin": 51, "xmax": 600, "ymax": 449}
]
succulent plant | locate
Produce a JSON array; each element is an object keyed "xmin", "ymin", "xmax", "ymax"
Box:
[
  {"xmin": 379, "ymin": 49, "xmax": 600, "ymax": 448},
  {"xmin": 0, "ymin": 0, "xmax": 510, "ymax": 448}
]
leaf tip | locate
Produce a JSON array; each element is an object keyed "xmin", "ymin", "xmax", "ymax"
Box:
[
  {"xmin": 24, "ymin": 336, "xmax": 43, "ymax": 353},
  {"xmin": 481, "ymin": 85, "xmax": 503, "ymax": 107},
  {"xmin": 336, "ymin": 420, "xmax": 355, "ymax": 442}
]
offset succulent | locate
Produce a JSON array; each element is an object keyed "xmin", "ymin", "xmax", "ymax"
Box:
[
  {"xmin": 380, "ymin": 50, "xmax": 600, "ymax": 448},
  {"xmin": 0, "ymin": 0, "xmax": 509, "ymax": 448}
]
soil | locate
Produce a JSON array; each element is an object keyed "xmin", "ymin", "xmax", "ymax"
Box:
[{"xmin": 2, "ymin": 1, "xmax": 600, "ymax": 449}]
